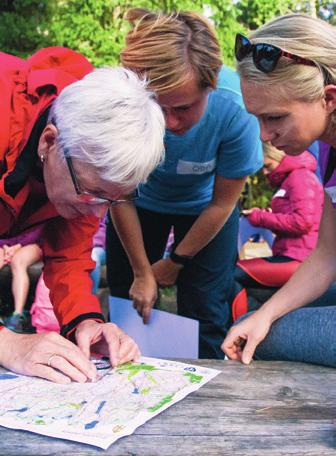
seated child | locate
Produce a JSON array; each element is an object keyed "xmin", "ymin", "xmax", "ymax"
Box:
[
  {"xmin": 1, "ymin": 225, "xmax": 44, "ymax": 332},
  {"xmin": 232, "ymin": 142, "xmax": 324, "ymax": 321}
]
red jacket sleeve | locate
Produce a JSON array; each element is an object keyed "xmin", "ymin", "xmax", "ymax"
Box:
[
  {"xmin": 42, "ymin": 214, "xmax": 104, "ymax": 337},
  {"xmin": 248, "ymin": 169, "xmax": 321, "ymax": 235}
]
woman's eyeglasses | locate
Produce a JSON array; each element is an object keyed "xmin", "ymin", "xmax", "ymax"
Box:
[
  {"xmin": 235, "ymin": 33, "xmax": 317, "ymax": 74},
  {"xmin": 63, "ymin": 147, "xmax": 139, "ymax": 206}
]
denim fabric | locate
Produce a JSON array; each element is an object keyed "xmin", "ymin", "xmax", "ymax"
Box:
[{"xmin": 254, "ymin": 306, "xmax": 336, "ymax": 367}]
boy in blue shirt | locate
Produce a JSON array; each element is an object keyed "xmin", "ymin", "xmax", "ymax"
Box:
[{"xmin": 106, "ymin": 9, "xmax": 262, "ymax": 358}]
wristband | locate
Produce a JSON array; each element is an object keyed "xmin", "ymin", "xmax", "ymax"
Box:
[{"xmin": 169, "ymin": 251, "xmax": 193, "ymax": 267}]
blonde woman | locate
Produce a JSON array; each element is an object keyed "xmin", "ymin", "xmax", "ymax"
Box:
[
  {"xmin": 106, "ymin": 9, "xmax": 262, "ymax": 358},
  {"xmin": 222, "ymin": 14, "xmax": 336, "ymax": 367}
]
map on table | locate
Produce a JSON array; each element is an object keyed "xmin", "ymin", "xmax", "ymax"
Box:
[{"xmin": 0, "ymin": 357, "xmax": 220, "ymax": 449}]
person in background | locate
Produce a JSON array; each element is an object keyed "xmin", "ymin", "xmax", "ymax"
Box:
[
  {"xmin": 245, "ymin": 143, "xmax": 322, "ymax": 262},
  {"xmin": 222, "ymin": 14, "xmax": 336, "ymax": 367},
  {"xmin": 1, "ymin": 225, "xmax": 44, "ymax": 333},
  {"xmin": 30, "ymin": 272, "xmax": 61, "ymax": 334},
  {"xmin": 91, "ymin": 214, "xmax": 107, "ymax": 295},
  {"xmin": 0, "ymin": 47, "xmax": 165, "ymax": 382},
  {"xmin": 31, "ymin": 213, "xmax": 108, "ymax": 333},
  {"xmin": 106, "ymin": 8, "xmax": 262, "ymax": 358},
  {"xmin": 231, "ymin": 141, "xmax": 323, "ymax": 322}
]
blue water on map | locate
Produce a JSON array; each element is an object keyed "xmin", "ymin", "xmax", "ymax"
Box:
[
  {"xmin": 0, "ymin": 374, "xmax": 18, "ymax": 380},
  {"xmin": 96, "ymin": 401, "xmax": 106, "ymax": 414},
  {"xmin": 9, "ymin": 407, "xmax": 28, "ymax": 413},
  {"xmin": 85, "ymin": 420, "xmax": 99, "ymax": 429}
]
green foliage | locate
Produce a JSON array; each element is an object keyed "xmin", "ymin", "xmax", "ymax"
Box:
[
  {"xmin": 210, "ymin": 0, "xmax": 247, "ymax": 65},
  {"xmin": 237, "ymin": 0, "xmax": 298, "ymax": 30},
  {"xmin": 0, "ymin": 0, "xmax": 205, "ymax": 65},
  {"xmin": 2, "ymin": 0, "xmax": 335, "ymax": 66},
  {"xmin": 47, "ymin": 0, "xmax": 208, "ymax": 66},
  {"xmin": 50, "ymin": 0, "xmax": 207, "ymax": 66},
  {"xmin": 1, "ymin": 0, "xmax": 334, "ymax": 206},
  {"xmin": 241, "ymin": 173, "xmax": 273, "ymax": 210},
  {"xmin": 47, "ymin": 0, "xmax": 126, "ymax": 66},
  {"xmin": 0, "ymin": 0, "xmax": 52, "ymax": 56}
]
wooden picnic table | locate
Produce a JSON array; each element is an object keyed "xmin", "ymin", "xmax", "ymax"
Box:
[{"xmin": 1, "ymin": 360, "xmax": 335, "ymax": 455}]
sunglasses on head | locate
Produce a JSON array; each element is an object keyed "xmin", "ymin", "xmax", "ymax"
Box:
[{"xmin": 235, "ymin": 33, "xmax": 317, "ymax": 73}]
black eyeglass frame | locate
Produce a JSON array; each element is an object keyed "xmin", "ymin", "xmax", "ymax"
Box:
[
  {"xmin": 235, "ymin": 33, "xmax": 317, "ymax": 74},
  {"xmin": 63, "ymin": 147, "xmax": 139, "ymax": 206}
]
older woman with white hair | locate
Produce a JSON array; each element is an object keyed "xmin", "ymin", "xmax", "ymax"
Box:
[
  {"xmin": 0, "ymin": 47, "xmax": 165, "ymax": 383},
  {"xmin": 222, "ymin": 13, "xmax": 336, "ymax": 367}
]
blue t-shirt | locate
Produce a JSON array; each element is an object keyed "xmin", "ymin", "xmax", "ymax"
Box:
[{"xmin": 136, "ymin": 65, "xmax": 263, "ymax": 215}]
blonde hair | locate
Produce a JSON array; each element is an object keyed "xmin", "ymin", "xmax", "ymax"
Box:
[
  {"xmin": 121, "ymin": 8, "xmax": 222, "ymax": 94},
  {"xmin": 237, "ymin": 14, "xmax": 336, "ymax": 103},
  {"xmin": 263, "ymin": 142, "xmax": 285, "ymax": 163}
]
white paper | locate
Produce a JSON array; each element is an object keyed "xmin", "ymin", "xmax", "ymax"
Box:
[
  {"xmin": 109, "ymin": 296, "xmax": 199, "ymax": 359},
  {"xmin": 0, "ymin": 357, "xmax": 220, "ymax": 449}
]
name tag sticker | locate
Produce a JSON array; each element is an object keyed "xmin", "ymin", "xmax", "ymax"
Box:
[
  {"xmin": 325, "ymin": 185, "xmax": 336, "ymax": 202},
  {"xmin": 176, "ymin": 159, "xmax": 216, "ymax": 175},
  {"xmin": 273, "ymin": 189, "xmax": 286, "ymax": 198}
]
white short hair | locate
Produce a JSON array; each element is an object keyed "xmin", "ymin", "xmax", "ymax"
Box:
[{"xmin": 49, "ymin": 67, "xmax": 165, "ymax": 190}]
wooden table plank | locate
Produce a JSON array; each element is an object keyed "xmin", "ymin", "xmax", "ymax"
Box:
[{"xmin": 1, "ymin": 360, "xmax": 335, "ymax": 455}]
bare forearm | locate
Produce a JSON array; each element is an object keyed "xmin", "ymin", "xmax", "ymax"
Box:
[
  {"xmin": 110, "ymin": 205, "xmax": 151, "ymax": 276},
  {"xmin": 175, "ymin": 176, "xmax": 245, "ymax": 257},
  {"xmin": 110, "ymin": 206, "xmax": 158, "ymax": 322},
  {"xmin": 259, "ymin": 246, "xmax": 336, "ymax": 324},
  {"xmin": 175, "ymin": 204, "xmax": 234, "ymax": 256},
  {"xmin": 259, "ymin": 196, "xmax": 336, "ymax": 323}
]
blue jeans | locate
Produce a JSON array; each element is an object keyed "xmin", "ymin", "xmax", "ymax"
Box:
[
  {"xmin": 251, "ymin": 306, "xmax": 336, "ymax": 367},
  {"xmin": 90, "ymin": 247, "xmax": 106, "ymax": 295},
  {"xmin": 106, "ymin": 206, "xmax": 239, "ymax": 359}
]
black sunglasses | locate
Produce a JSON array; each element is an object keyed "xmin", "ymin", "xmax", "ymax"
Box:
[{"xmin": 235, "ymin": 33, "xmax": 317, "ymax": 73}]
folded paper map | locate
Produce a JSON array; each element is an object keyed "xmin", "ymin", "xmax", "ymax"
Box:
[{"xmin": 0, "ymin": 357, "xmax": 220, "ymax": 449}]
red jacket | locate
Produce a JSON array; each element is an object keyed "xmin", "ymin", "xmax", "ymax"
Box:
[
  {"xmin": 0, "ymin": 47, "xmax": 103, "ymax": 335},
  {"xmin": 248, "ymin": 152, "xmax": 323, "ymax": 262}
]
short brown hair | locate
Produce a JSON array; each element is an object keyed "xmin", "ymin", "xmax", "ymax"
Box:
[{"xmin": 121, "ymin": 8, "xmax": 222, "ymax": 94}]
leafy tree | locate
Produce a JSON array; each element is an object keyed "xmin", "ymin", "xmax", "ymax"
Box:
[
  {"xmin": 236, "ymin": 0, "xmax": 298, "ymax": 30},
  {"xmin": 3, "ymin": 0, "xmax": 335, "ymax": 65},
  {"xmin": 41, "ymin": 0, "xmax": 207, "ymax": 66},
  {"xmin": 0, "ymin": 0, "xmax": 247, "ymax": 66},
  {"xmin": 208, "ymin": 0, "xmax": 247, "ymax": 65},
  {"xmin": 236, "ymin": 0, "xmax": 336, "ymax": 30},
  {"xmin": 0, "ymin": 0, "xmax": 53, "ymax": 56},
  {"xmin": 1, "ymin": 0, "xmax": 334, "ymax": 207}
]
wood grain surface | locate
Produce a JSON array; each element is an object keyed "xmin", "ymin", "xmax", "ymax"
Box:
[{"xmin": 1, "ymin": 360, "xmax": 335, "ymax": 456}]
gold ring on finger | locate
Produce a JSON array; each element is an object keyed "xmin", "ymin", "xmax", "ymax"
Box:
[{"xmin": 47, "ymin": 353, "xmax": 57, "ymax": 367}]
